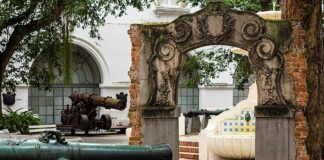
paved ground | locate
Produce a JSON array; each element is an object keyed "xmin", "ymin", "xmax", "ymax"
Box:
[{"xmin": 0, "ymin": 131, "xmax": 129, "ymax": 144}]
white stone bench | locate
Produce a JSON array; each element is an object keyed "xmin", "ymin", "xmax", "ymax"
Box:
[{"xmin": 28, "ymin": 125, "xmax": 57, "ymax": 134}]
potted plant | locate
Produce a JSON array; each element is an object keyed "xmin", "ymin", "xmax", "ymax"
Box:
[{"xmin": 2, "ymin": 92, "xmax": 16, "ymax": 106}]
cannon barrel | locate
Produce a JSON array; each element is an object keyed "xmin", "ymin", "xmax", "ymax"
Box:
[
  {"xmin": 0, "ymin": 131, "xmax": 172, "ymax": 160},
  {"xmin": 183, "ymin": 109, "xmax": 228, "ymax": 118},
  {"xmin": 69, "ymin": 91, "xmax": 126, "ymax": 110}
]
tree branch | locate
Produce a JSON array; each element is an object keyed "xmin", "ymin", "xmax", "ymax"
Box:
[
  {"xmin": 0, "ymin": 0, "xmax": 65, "ymax": 77},
  {"xmin": 0, "ymin": 2, "xmax": 38, "ymax": 32}
]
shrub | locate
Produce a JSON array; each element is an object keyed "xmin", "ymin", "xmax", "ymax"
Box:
[{"xmin": 0, "ymin": 107, "xmax": 40, "ymax": 134}]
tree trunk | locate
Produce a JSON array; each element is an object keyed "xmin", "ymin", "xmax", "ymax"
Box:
[
  {"xmin": 0, "ymin": 60, "xmax": 5, "ymax": 116},
  {"xmin": 282, "ymin": 0, "xmax": 324, "ymax": 159}
]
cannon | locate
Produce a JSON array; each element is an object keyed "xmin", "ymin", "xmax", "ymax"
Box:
[
  {"xmin": 0, "ymin": 130, "xmax": 172, "ymax": 160},
  {"xmin": 183, "ymin": 109, "xmax": 228, "ymax": 118},
  {"xmin": 183, "ymin": 109, "xmax": 228, "ymax": 133},
  {"xmin": 60, "ymin": 91, "xmax": 128, "ymax": 134}
]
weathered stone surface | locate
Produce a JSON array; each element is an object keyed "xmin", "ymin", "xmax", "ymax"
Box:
[
  {"xmin": 255, "ymin": 105, "xmax": 295, "ymax": 118},
  {"xmin": 256, "ymin": 117, "xmax": 296, "ymax": 160},
  {"xmin": 142, "ymin": 107, "xmax": 181, "ymax": 160}
]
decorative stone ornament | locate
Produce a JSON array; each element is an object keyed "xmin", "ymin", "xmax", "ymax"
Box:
[{"xmin": 2, "ymin": 92, "xmax": 16, "ymax": 106}]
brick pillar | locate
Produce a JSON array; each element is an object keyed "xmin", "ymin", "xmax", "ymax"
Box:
[
  {"xmin": 128, "ymin": 25, "xmax": 143, "ymax": 145},
  {"xmin": 283, "ymin": 21, "xmax": 309, "ymax": 160}
]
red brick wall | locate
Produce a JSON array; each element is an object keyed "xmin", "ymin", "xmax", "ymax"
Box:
[
  {"xmin": 128, "ymin": 25, "xmax": 143, "ymax": 145},
  {"xmin": 284, "ymin": 21, "xmax": 309, "ymax": 160}
]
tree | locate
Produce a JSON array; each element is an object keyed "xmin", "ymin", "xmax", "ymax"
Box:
[
  {"xmin": 0, "ymin": 0, "xmax": 152, "ymax": 115},
  {"xmin": 281, "ymin": 1, "xmax": 324, "ymax": 159}
]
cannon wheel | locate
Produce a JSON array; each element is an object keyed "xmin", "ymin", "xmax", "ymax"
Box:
[
  {"xmin": 101, "ymin": 114, "xmax": 112, "ymax": 130},
  {"xmin": 79, "ymin": 115, "xmax": 90, "ymax": 131}
]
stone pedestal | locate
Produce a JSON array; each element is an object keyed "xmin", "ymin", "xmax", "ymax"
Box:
[
  {"xmin": 255, "ymin": 105, "xmax": 296, "ymax": 160},
  {"xmin": 142, "ymin": 107, "xmax": 181, "ymax": 160}
]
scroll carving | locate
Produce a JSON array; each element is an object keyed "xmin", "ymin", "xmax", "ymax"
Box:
[
  {"xmin": 147, "ymin": 38, "xmax": 181, "ymax": 107},
  {"xmin": 155, "ymin": 42, "xmax": 176, "ymax": 61},
  {"xmin": 249, "ymin": 36, "xmax": 286, "ymax": 105},
  {"xmin": 171, "ymin": 22, "xmax": 192, "ymax": 43},
  {"xmin": 241, "ymin": 20, "xmax": 264, "ymax": 41}
]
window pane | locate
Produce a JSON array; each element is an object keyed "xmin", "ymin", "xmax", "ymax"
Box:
[
  {"xmin": 54, "ymin": 88, "xmax": 63, "ymax": 96},
  {"xmin": 39, "ymin": 116, "xmax": 46, "ymax": 124},
  {"xmin": 55, "ymin": 116, "xmax": 61, "ymax": 124},
  {"xmin": 39, "ymin": 97, "xmax": 46, "ymax": 106},
  {"xmin": 46, "ymin": 106, "xmax": 53, "ymax": 115},
  {"xmin": 194, "ymin": 97, "xmax": 199, "ymax": 105},
  {"xmin": 54, "ymin": 97, "xmax": 62, "ymax": 105},
  {"xmin": 194, "ymin": 89, "xmax": 199, "ymax": 96},
  {"xmin": 31, "ymin": 88, "xmax": 39, "ymax": 96},
  {"xmin": 188, "ymin": 89, "xmax": 193, "ymax": 96},
  {"xmin": 64, "ymin": 88, "xmax": 72, "ymax": 96},
  {"xmin": 47, "ymin": 117, "xmax": 53, "ymax": 124},
  {"xmin": 55, "ymin": 106, "xmax": 63, "ymax": 115},
  {"xmin": 46, "ymin": 90, "xmax": 53, "ymax": 96},
  {"xmin": 46, "ymin": 97, "xmax": 53, "ymax": 106},
  {"xmin": 64, "ymin": 97, "xmax": 71, "ymax": 105},
  {"xmin": 86, "ymin": 88, "xmax": 94, "ymax": 94},
  {"xmin": 181, "ymin": 88, "xmax": 187, "ymax": 95},
  {"xmin": 39, "ymin": 107, "xmax": 46, "ymax": 115},
  {"xmin": 31, "ymin": 97, "xmax": 38, "ymax": 106}
]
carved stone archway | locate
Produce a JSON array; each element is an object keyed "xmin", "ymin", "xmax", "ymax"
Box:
[{"xmin": 128, "ymin": 2, "xmax": 294, "ymax": 160}]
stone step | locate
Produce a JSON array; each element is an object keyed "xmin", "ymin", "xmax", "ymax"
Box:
[
  {"xmin": 179, "ymin": 152, "xmax": 199, "ymax": 160},
  {"xmin": 179, "ymin": 146, "xmax": 199, "ymax": 153},
  {"xmin": 179, "ymin": 141, "xmax": 199, "ymax": 147}
]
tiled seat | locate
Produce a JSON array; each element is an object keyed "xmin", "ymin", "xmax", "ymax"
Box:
[{"xmin": 199, "ymin": 83, "xmax": 257, "ymax": 160}]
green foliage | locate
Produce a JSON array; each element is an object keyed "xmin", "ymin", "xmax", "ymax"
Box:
[
  {"xmin": 182, "ymin": 0, "xmax": 276, "ymax": 12},
  {"xmin": 182, "ymin": 48, "xmax": 252, "ymax": 88},
  {"xmin": 0, "ymin": 0, "xmax": 153, "ymax": 92},
  {"xmin": 0, "ymin": 107, "xmax": 40, "ymax": 134}
]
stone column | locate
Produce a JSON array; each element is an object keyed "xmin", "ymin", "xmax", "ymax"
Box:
[
  {"xmin": 142, "ymin": 107, "xmax": 181, "ymax": 160},
  {"xmin": 255, "ymin": 105, "xmax": 296, "ymax": 160}
]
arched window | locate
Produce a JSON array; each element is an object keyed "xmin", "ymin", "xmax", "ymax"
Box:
[
  {"xmin": 178, "ymin": 54, "xmax": 199, "ymax": 114},
  {"xmin": 28, "ymin": 45, "xmax": 101, "ymax": 124}
]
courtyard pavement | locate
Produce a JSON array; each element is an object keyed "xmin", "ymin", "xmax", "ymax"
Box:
[{"xmin": 0, "ymin": 131, "xmax": 129, "ymax": 144}]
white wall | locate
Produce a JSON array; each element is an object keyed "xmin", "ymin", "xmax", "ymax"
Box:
[{"xmin": 199, "ymin": 85, "xmax": 234, "ymax": 109}]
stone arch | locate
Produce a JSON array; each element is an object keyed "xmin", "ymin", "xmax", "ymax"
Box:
[{"xmin": 128, "ymin": 2, "xmax": 293, "ymax": 159}]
